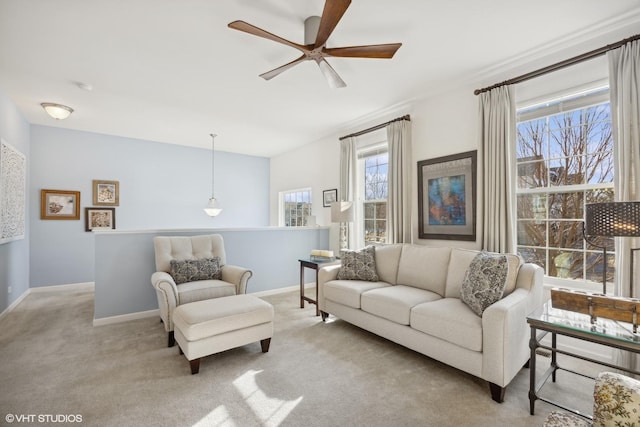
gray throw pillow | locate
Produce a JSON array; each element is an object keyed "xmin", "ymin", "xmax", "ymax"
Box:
[
  {"xmin": 169, "ymin": 257, "xmax": 222, "ymax": 285},
  {"xmin": 460, "ymin": 251, "xmax": 509, "ymax": 316},
  {"xmin": 337, "ymin": 246, "xmax": 379, "ymax": 282}
]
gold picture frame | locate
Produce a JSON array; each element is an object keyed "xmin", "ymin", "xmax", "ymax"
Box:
[
  {"xmin": 41, "ymin": 189, "xmax": 81, "ymax": 220},
  {"xmin": 93, "ymin": 180, "xmax": 119, "ymax": 206}
]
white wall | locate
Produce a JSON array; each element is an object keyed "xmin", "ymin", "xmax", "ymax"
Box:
[{"xmin": 269, "ymin": 25, "xmax": 624, "ymax": 250}]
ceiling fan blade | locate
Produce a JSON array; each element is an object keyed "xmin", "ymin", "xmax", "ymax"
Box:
[
  {"xmin": 228, "ymin": 20, "xmax": 309, "ymax": 53},
  {"xmin": 260, "ymin": 55, "xmax": 308, "ymax": 81},
  {"xmin": 324, "ymin": 43, "xmax": 402, "ymax": 59},
  {"xmin": 317, "ymin": 58, "xmax": 346, "ymax": 89},
  {"xmin": 314, "ymin": 0, "xmax": 351, "ymax": 48}
]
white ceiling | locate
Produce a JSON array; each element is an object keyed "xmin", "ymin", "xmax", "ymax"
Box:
[{"xmin": 1, "ymin": 0, "xmax": 639, "ymax": 157}]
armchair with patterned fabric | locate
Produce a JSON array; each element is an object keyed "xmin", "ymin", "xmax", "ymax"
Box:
[
  {"xmin": 543, "ymin": 371, "xmax": 640, "ymax": 426},
  {"xmin": 151, "ymin": 234, "xmax": 252, "ymax": 347}
]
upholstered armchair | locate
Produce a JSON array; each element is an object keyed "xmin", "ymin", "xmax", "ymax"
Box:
[
  {"xmin": 543, "ymin": 371, "xmax": 640, "ymax": 426},
  {"xmin": 151, "ymin": 234, "xmax": 252, "ymax": 347}
]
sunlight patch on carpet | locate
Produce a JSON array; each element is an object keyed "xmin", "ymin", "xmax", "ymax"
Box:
[
  {"xmin": 233, "ymin": 369, "xmax": 303, "ymax": 426},
  {"xmin": 192, "ymin": 405, "xmax": 236, "ymax": 427}
]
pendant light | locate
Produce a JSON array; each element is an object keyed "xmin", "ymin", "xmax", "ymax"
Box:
[{"xmin": 204, "ymin": 133, "xmax": 222, "ymax": 217}]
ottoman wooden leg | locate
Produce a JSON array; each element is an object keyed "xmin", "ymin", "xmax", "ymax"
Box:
[
  {"xmin": 190, "ymin": 358, "xmax": 201, "ymax": 375},
  {"xmin": 261, "ymin": 338, "xmax": 272, "ymax": 353},
  {"xmin": 168, "ymin": 331, "xmax": 175, "ymax": 347}
]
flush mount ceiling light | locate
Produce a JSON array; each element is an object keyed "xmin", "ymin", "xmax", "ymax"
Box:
[
  {"xmin": 41, "ymin": 103, "xmax": 74, "ymax": 120},
  {"xmin": 204, "ymin": 133, "xmax": 222, "ymax": 217}
]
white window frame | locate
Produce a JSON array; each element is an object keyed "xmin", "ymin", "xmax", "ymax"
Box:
[
  {"xmin": 357, "ymin": 142, "xmax": 389, "ymax": 246},
  {"xmin": 279, "ymin": 187, "xmax": 312, "ymax": 227},
  {"xmin": 515, "ymin": 84, "xmax": 613, "ymax": 291}
]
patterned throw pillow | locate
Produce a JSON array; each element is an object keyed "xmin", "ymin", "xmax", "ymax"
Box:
[
  {"xmin": 593, "ymin": 372, "xmax": 640, "ymax": 427},
  {"xmin": 169, "ymin": 257, "xmax": 222, "ymax": 284},
  {"xmin": 460, "ymin": 251, "xmax": 508, "ymax": 316},
  {"xmin": 336, "ymin": 246, "xmax": 379, "ymax": 282}
]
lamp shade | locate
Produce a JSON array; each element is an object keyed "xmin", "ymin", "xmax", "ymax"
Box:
[
  {"xmin": 331, "ymin": 201, "xmax": 354, "ymax": 223},
  {"xmin": 585, "ymin": 202, "xmax": 640, "ymax": 237},
  {"xmin": 41, "ymin": 103, "xmax": 73, "ymax": 120}
]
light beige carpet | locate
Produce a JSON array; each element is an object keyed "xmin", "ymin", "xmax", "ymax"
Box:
[{"xmin": 0, "ymin": 288, "xmax": 600, "ymax": 426}]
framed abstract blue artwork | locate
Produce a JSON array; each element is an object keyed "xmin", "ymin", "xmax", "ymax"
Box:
[{"xmin": 418, "ymin": 150, "xmax": 477, "ymax": 241}]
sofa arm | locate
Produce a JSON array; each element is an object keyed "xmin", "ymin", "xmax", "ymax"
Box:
[
  {"xmin": 318, "ymin": 264, "xmax": 341, "ymax": 310},
  {"xmin": 481, "ymin": 263, "xmax": 544, "ymax": 387},
  {"xmin": 151, "ymin": 271, "xmax": 179, "ymax": 332},
  {"xmin": 221, "ymin": 264, "xmax": 253, "ymax": 294}
]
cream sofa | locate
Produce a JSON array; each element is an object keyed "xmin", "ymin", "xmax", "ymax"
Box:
[{"xmin": 318, "ymin": 244, "xmax": 544, "ymax": 402}]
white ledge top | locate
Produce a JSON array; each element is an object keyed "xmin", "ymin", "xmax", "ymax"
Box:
[{"xmin": 93, "ymin": 226, "xmax": 330, "ymax": 235}]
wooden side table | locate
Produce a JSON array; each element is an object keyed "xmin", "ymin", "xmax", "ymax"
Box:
[{"xmin": 298, "ymin": 258, "xmax": 338, "ymax": 316}]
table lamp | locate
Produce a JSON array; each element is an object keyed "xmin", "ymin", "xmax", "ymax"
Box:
[
  {"xmin": 331, "ymin": 201, "xmax": 354, "ymax": 250},
  {"xmin": 584, "ymin": 202, "xmax": 640, "ymax": 296}
]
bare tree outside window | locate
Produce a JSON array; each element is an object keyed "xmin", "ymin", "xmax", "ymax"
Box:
[
  {"xmin": 516, "ymin": 94, "xmax": 614, "ymax": 287},
  {"xmin": 363, "ymin": 152, "xmax": 388, "ymax": 244}
]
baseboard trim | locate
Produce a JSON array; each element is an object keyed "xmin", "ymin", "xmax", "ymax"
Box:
[
  {"xmin": 251, "ymin": 283, "xmax": 314, "ymax": 298},
  {"xmin": 0, "ymin": 282, "xmax": 96, "ymax": 323},
  {"xmin": 93, "ymin": 309, "xmax": 159, "ymax": 327}
]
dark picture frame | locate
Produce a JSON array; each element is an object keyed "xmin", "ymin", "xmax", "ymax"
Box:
[
  {"xmin": 85, "ymin": 207, "xmax": 116, "ymax": 232},
  {"xmin": 323, "ymin": 189, "xmax": 337, "ymax": 207},
  {"xmin": 418, "ymin": 150, "xmax": 477, "ymax": 241},
  {"xmin": 40, "ymin": 189, "xmax": 81, "ymax": 220}
]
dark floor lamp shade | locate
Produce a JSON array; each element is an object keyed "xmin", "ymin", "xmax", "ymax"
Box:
[{"xmin": 585, "ymin": 202, "xmax": 640, "ymax": 296}]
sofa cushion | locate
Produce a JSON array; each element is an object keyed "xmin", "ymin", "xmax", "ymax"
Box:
[
  {"xmin": 374, "ymin": 244, "xmax": 403, "ymax": 285},
  {"xmin": 410, "ymin": 298, "xmax": 483, "ymax": 352},
  {"xmin": 337, "ymin": 246, "xmax": 379, "ymax": 281},
  {"xmin": 323, "ymin": 280, "xmax": 391, "ymax": 309},
  {"xmin": 170, "ymin": 257, "xmax": 222, "ymax": 284},
  {"xmin": 178, "ymin": 280, "xmax": 236, "ymax": 305},
  {"xmin": 446, "ymin": 249, "xmax": 521, "ymax": 298},
  {"xmin": 460, "ymin": 252, "xmax": 509, "ymax": 316},
  {"xmin": 396, "ymin": 245, "xmax": 451, "ymax": 296},
  {"xmin": 361, "ymin": 285, "xmax": 441, "ymax": 325}
]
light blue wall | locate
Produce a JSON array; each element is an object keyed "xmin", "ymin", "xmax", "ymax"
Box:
[
  {"xmin": 94, "ymin": 228, "xmax": 329, "ymax": 319},
  {"xmin": 30, "ymin": 126, "xmax": 269, "ymax": 287},
  {"xmin": 0, "ymin": 89, "xmax": 30, "ymax": 313}
]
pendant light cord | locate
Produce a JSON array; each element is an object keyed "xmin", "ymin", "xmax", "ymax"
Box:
[{"xmin": 210, "ymin": 133, "xmax": 217, "ymax": 199}]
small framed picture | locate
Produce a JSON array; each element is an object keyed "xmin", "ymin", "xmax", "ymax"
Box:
[
  {"xmin": 93, "ymin": 180, "xmax": 119, "ymax": 206},
  {"xmin": 41, "ymin": 189, "xmax": 81, "ymax": 220},
  {"xmin": 323, "ymin": 189, "xmax": 337, "ymax": 207},
  {"xmin": 85, "ymin": 207, "xmax": 116, "ymax": 232}
]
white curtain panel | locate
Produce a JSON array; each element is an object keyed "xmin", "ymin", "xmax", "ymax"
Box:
[
  {"xmin": 609, "ymin": 39, "xmax": 640, "ymax": 374},
  {"xmin": 478, "ymin": 85, "xmax": 517, "ymax": 253},
  {"xmin": 610, "ymin": 39, "xmax": 640, "ymax": 300},
  {"xmin": 387, "ymin": 120, "xmax": 413, "ymax": 243},
  {"xmin": 340, "ymin": 137, "xmax": 358, "ymax": 248}
]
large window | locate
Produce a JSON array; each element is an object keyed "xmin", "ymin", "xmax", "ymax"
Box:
[
  {"xmin": 280, "ymin": 188, "xmax": 312, "ymax": 227},
  {"xmin": 516, "ymin": 86, "xmax": 614, "ymax": 289},
  {"xmin": 359, "ymin": 147, "xmax": 388, "ymax": 245}
]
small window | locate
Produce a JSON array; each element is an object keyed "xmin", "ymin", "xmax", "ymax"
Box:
[
  {"xmin": 359, "ymin": 148, "xmax": 388, "ymax": 245},
  {"xmin": 280, "ymin": 188, "xmax": 312, "ymax": 227}
]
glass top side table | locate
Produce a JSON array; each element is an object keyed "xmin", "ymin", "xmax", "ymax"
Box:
[{"xmin": 527, "ymin": 301, "xmax": 640, "ymax": 419}]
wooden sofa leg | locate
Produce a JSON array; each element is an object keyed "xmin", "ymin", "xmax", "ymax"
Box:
[
  {"xmin": 489, "ymin": 383, "xmax": 506, "ymax": 403},
  {"xmin": 261, "ymin": 338, "xmax": 271, "ymax": 353},
  {"xmin": 168, "ymin": 331, "xmax": 175, "ymax": 347},
  {"xmin": 320, "ymin": 311, "xmax": 329, "ymax": 322},
  {"xmin": 189, "ymin": 358, "xmax": 200, "ymax": 375}
]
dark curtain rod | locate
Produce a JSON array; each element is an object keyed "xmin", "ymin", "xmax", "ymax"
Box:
[
  {"xmin": 474, "ymin": 33, "xmax": 640, "ymax": 96},
  {"xmin": 339, "ymin": 114, "xmax": 411, "ymax": 141}
]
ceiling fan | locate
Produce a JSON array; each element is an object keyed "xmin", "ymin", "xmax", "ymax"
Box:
[{"xmin": 228, "ymin": 0, "xmax": 402, "ymax": 88}]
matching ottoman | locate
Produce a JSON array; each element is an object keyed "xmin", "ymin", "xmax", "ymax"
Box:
[{"xmin": 173, "ymin": 294, "xmax": 274, "ymax": 374}]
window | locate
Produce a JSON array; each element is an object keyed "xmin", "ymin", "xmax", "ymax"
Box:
[
  {"xmin": 515, "ymin": 86, "xmax": 614, "ymax": 289},
  {"xmin": 359, "ymin": 147, "xmax": 388, "ymax": 245},
  {"xmin": 280, "ymin": 188, "xmax": 312, "ymax": 227}
]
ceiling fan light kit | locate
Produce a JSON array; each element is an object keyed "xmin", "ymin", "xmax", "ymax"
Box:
[{"xmin": 228, "ymin": 0, "xmax": 402, "ymax": 88}]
